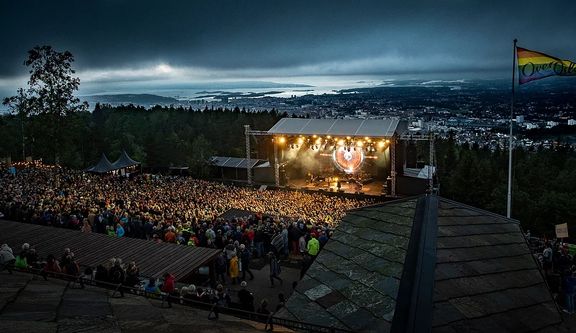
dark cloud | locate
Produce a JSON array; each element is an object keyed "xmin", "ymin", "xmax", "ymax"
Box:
[{"xmin": 1, "ymin": 0, "xmax": 575, "ymax": 81}]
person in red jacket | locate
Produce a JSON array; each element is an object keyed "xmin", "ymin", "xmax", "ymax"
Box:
[
  {"xmin": 161, "ymin": 272, "xmax": 176, "ymax": 307},
  {"xmin": 164, "ymin": 227, "xmax": 176, "ymax": 243}
]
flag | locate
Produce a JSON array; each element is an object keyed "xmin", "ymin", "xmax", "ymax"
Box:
[{"xmin": 517, "ymin": 47, "xmax": 576, "ymax": 84}]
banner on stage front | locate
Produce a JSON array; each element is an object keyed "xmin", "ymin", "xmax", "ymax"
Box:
[
  {"xmin": 517, "ymin": 47, "xmax": 576, "ymax": 84},
  {"xmin": 555, "ymin": 223, "xmax": 569, "ymax": 239}
]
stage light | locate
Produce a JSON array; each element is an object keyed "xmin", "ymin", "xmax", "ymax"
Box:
[
  {"xmin": 346, "ymin": 136, "xmax": 351, "ymax": 140},
  {"xmin": 337, "ymin": 139, "xmax": 345, "ymax": 146},
  {"xmin": 278, "ymin": 137, "xmax": 286, "ymax": 144},
  {"xmin": 364, "ymin": 137, "xmax": 371, "ymax": 142},
  {"xmin": 312, "ymin": 134, "xmax": 317, "ymax": 138},
  {"xmin": 327, "ymin": 135, "xmax": 331, "ymax": 139},
  {"xmin": 386, "ymin": 139, "xmax": 390, "ymax": 144},
  {"xmin": 315, "ymin": 138, "xmax": 322, "ymax": 145},
  {"xmin": 297, "ymin": 137, "xmax": 305, "ymax": 145},
  {"xmin": 378, "ymin": 141, "xmax": 386, "ymax": 148},
  {"xmin": 356, "ymin": 141, "xmax": 364, "ymax": 147}
]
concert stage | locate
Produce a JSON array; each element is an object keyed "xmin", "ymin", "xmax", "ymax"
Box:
[
  {"xmin": 288, "ymin": 178, "xmax": 387, "ymax": 196},
  {"xmin": 245, "ymin": 118, "xmax": 412, "ymax": 197}
]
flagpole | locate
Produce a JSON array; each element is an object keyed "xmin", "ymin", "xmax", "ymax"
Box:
[{"xmin": 507, "ymin": 39, "xmax": 517, "ymax": 219}]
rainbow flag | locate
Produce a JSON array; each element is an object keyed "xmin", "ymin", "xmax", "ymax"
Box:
[{"xmin": 517, "ymin": 47, "xmax": 576, "ymax": 84}]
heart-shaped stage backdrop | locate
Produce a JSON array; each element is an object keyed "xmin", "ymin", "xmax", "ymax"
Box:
[{"xmin": 332, "ymin": 146, "xmax": 364, "ymax": 174}]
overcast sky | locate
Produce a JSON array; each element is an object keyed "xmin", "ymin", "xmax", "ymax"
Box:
[{"xmin": 1, "ymin": 0, "xmax": 575, "ymax": 96}]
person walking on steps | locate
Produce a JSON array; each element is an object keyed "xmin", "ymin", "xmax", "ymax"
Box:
[
  {"xmin": 240, "ymin": 244, "xmax": 254, "ymax": 281},
  {"xmin": 268, "ymin": 252, "xmax": 283, "ymax": 287}
]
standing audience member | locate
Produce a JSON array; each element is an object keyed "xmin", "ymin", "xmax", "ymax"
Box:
[
  {"xmin": 543, "ymin": 242, "xmax": 553, "ymax": 275},
  {"xmin": 161, "ymin": 272, "xmax": 176, "ymax": 308},
  {"xmin": 125, "ymin": 261, "xmax": 140, "ymax": 287},
  {"xmin": 0, "ymin": 244, "xmax": 15, "ymax": 274},
  {"xmin": 164, "ymin": 227, "xmax": 176, "ymax": 243},
  {"xmin": 63, "ymin": 253, "xmax": 84, "ymax": 288},
  {"xmin": 60, "ymin": 248, "xmax": 72, "ymax": 268},
  {"xmin": 229, "ymin": 254, "xmax": 240, "ymax": 285},
  {"xmin": 43, "ymin": 254, "xmax": 62, "ymax": 279},
  {"xmin": 208, "ymin": 284, "xmax": 231, "ymax": 320},
  {"xmin": 25, "ymin": 248, "xmax": 41, "ymax": 270},
  {"xmin": 116, "ymin": 223, "xmax": 125, "ymax": 238},
  {"xmin": 239, "ymin": 244, "xmax": 254, "ymax": 281},
  {"xmin": 307, "ymin": 235, "xmax": 320, "ymax": 259},
  {"xmin": 298, "ymin": 234, "xmax": 307, "ymax": 257},
  {"xmin": 268, "ymin": 252, "xmax": 283, "ymax": 287},
  {"xmin": 259, "ymin": 298, "xmax": 274, "ymax": 331},
  {"xmin": 563, "ymin": 266, "xmax": 576, "ymax": 314},
  {"xmin": 81, "ymin": 218, "xmax": 92, "ymax": 233},
  {"xmin": 145, "ymin": 277, "xmax": 160, "ymax": 295},
  {"xmin": 109, "ymin": 258, "xmax": 126, "ymax": 296},
  {"xmin": 14, "ymin": 243, "xmax": 29, "ymax": 269},
  {"xmin": 215, "ymin": 253, "xmax": 227, "ymax": 285},
  {"xmin": 237, "ymin": 281, "xmax": 255, "ymax": 312},
  {"xmin": 257, "ymin": 299, "xmax": 270, "ymax": 315}
]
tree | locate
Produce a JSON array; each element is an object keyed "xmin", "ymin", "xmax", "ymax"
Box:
[
  {"xmin": 187, "ymin": 135, "xmax": 214, "ymax": 178},
  {"xmin": 2, "ymin": 88, "xmax": 33, "ymax": 160},
  {"xmin": 4, "ymin": 46, "xmax": 88, "ymax": 163}
]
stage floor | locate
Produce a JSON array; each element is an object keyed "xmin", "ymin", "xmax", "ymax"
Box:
[{"xmin": 287, "ymin": 178, "xmax": 386, "ymax": 196}]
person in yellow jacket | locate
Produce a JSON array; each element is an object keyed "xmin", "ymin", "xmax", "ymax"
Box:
[
  {"xmin": 307, "ymin": 236, "xmax": 320, "ymax": 258},
  {"xmin": 229, "ymin": 254, "xmax": 240, "ymax": 285}
]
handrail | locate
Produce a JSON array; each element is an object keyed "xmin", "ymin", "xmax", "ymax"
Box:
[{"xmin": 8, "ymin": 267, "xmax": 352, "ymax": 333}]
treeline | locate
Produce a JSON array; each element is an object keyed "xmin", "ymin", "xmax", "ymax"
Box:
[
  {"xmin": 436, "ymin": 135, "xmax": 576, "ymax": 237},
  {"xmin": 0, "ymin": 105, "xmax": 284, "ymax": 175},
  {"xmin": 1, "ymin": 105, "xmax": 575, "ymax": 236}
]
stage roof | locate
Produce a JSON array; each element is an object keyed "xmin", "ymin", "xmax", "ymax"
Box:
[{"xmin": 267, "ymin": 118, "xmax": 406, "ymax": 138}]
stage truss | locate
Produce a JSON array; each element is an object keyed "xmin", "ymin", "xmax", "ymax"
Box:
[{"xmin": 245, "ymin": 125, "xmax": 436, "ymax": 197}]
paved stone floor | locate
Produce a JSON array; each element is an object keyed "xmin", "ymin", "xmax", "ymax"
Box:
[
  {"xmin": 222, "ymin": 260, "xmax": 302, "ymax": 311},
  {"xmin": 0, "ymin": 271, "xmax": 294, "ymax": 333}
]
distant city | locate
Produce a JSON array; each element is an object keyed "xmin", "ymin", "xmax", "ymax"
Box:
[{"xmin": 53, "ymin": 78, "xmax": 576, "ymax": 151}]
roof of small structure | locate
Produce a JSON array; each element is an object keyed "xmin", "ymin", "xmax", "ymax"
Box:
[
  {"xmin": 210, "ymin": 156, "xmax": 268, "ymax": 169},
  {"xmin": 277, "ymin": 196, "xmax": 563, "ymax": 333},
  {"xmin": 0, "ymin": 219, "xmax": 221, "ymax": 282},
  {"xmin": 431, "ymin": 199, "xmax": 561, "ymax": 332}
]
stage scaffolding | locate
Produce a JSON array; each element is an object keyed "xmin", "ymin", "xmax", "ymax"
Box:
[{"xmin": 244, "ymin": 121, "xmax": 436, "ymax": 197}]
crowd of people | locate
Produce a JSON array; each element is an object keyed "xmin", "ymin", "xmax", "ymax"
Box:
[
  {"xmin": 532, "ymin": 238, "xmax": 576, "ymax": 314},
  {"xmin": 0, "ymin": 243, "xmax": 84, "ymax": 285},
  {"xmin": 0, "ymin": 163, "xmax": 374, "ymax": 321},
  {"xmin": 0, "ymin": 164, "xmax": 376, "ymax": 258},
  {"xmin": 0, "ymin": 242, "xmax": 288, "ymax": 320}
]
